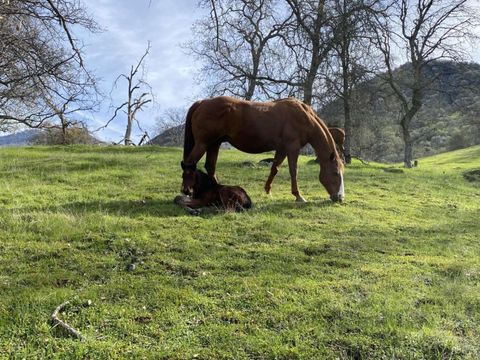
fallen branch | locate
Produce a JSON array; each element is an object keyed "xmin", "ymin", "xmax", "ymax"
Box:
[
  {"xmin": 351, "ymin": 155, "xmax": 369, "ymax": 165},
  {"xmin": 51, "ymin": 301, "xmax": 85, "ymax": 340}
]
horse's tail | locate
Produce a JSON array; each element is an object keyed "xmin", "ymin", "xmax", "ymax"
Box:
[{"xmin": 183, "ymin": 100, "xmax": 202, "ymax": 162}]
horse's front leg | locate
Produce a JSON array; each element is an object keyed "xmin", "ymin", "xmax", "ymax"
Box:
[
  {"xmin": 174, "ymin": 195, "xmax": 207, "ymax": 209},
  {"xmin": 264, "ymin": 151, "xmax": 286, "ymax": 194},
  {"xmin": 174, "ymin": 195, "xmax": 209, "ymax": 215},
  {"xmin": 287, "ymin": 151, "xmax": 307, "ymax": 203},
  {"xmin": 185, "ymin": 143, "xmax": 208, "ymax": 167},
  {"xmin": 205, "ymin": 142, "xmax": 221, "ymax": 180}
]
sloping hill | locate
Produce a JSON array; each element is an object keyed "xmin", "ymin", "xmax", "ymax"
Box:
[
  {"xmin": 0, "ymin": 129, "xmax": 40, "ymax": 146},
  {"xmin": 148, "ymin": 124, "xmax": 184, "ymax": 146},
  {"xmin": 148, "ymin": 62, "xmax": 480, "ymax": 164},
  {"xmin": 0, "ymin": 145, "xmax": 478, "ymax": 358},
  {"xmin": 321, "ymin": 61, "xmax": 480, "ymax": 162}
]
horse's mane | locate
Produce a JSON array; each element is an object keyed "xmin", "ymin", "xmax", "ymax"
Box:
[{"xmin": 295, "ymin": 101, "xmax": 344, "ymax": 172}]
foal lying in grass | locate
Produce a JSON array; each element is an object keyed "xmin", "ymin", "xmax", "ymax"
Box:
[{"xmin": 175, "ymin": 168, "xmax": 252, "ymax": 215}]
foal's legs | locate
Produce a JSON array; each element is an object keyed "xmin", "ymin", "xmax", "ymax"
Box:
[
  {"xmin": 287, "ymin": 151, "xmax": 307, "ymax": 203},
  {"xmin": 264, "ymin": 150, "xmax": 286, "ymax": 194},
  {"xmin": 205, "ymin": 142, "xmax": 221, "ymax": 179}
]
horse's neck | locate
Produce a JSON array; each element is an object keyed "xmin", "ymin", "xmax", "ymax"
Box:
[{"xmin": 308, "ymin": 123, "xmax": 336, "ymax": 163}]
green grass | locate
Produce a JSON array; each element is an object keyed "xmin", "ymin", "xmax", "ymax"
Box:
[{"xmin": 0, "ymin": 145, "xmax": 479, "ymax": 359}]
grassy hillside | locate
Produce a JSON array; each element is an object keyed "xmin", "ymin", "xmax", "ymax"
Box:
[{"xmin": 0, "ymin": 145, "xmax": 479, "ymax": 359}]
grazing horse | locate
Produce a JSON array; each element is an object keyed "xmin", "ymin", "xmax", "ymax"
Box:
[
  {"xmin": 175, "ymin": 168, "xmax": 252, "ymax": 214},
  {"xmin": 181, "ymin": 96, "xmax": 344, "ymax": 203},
  {"xmin": 328, "ymin": 127, "xmax": 346, "ymax": 162}
]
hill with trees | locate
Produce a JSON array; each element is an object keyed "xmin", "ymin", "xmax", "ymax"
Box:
[
  {"xmin": 150, "ymin": 61, "xmax": 480, "ymax": 163},
  {"xmin": 321, "ymin": 61, "xmax": 480, "ymax": 163}
]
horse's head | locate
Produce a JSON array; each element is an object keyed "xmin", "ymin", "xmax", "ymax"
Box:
[
  {"xmin": 319, "ymin": 152, "xmax": 345, "ymax": 202},
  {"xmin": 181, "ymin": 161, "xmax": 196, "ymax": 195}
]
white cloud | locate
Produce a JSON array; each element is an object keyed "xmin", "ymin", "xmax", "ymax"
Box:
[{"xmin": 79, "ymin": 0, "xmax": 205, "ymax": 142}]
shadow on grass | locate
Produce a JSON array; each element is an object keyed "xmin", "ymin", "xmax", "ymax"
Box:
[
  {"xmin": 36, "ymin": 199, "xmax": 184, "ymax": 218},
  {"xmin": 254, "ymin": 198, "xmax": 335, "ymax": 213}
]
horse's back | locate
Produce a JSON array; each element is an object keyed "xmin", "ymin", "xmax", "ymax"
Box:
[
  {"xmin": 191, "ymin": 96, "xmax": 315, "ymax": 153},
  {"xmin": 218, "ymin": 185, "xmax": 252, "ymax": 210}
]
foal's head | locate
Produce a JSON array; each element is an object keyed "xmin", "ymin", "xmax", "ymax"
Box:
[
  {"xmin": 181, "ymin": 161, "xmax": 196, "ymax": 196},
  {"xmin": 181, "ymin": 163, "xmax": 218, "ymax": 197}
]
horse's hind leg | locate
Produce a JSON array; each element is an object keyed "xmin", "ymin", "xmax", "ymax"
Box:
[
  {"xmin": 205, "ymin": 142, "xmax": 221, "ymax": 179},
  {"xmin": 264, "ymin": 151, "xmax": 286, "ymax": 194},
  {"xmin": 287, "ymin": 151, "xmax": 307, "ymax": 203}
]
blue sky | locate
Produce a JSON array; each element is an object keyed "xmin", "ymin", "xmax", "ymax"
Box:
[{"xmin": 79, "ymin": 0, "xmax": 205, "ymax": 143}]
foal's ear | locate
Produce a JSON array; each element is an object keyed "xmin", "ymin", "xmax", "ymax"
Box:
[{"xmin": 181, "ymin": 161, "xmax": 186, "ymax": 170}]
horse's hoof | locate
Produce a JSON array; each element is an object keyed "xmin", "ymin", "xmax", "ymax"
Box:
[{"xmin": 295, "ymin": 196, "xmax": 307, "ymax": 203}]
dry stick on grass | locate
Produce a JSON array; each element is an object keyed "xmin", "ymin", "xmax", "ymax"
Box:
[
  {"xmin": 51, "ymin": 301, "xmax": 85, "ymax": 340},
  {"xmin": 351, "ymin": 155, "xmax": 369, "ymax": 165}
]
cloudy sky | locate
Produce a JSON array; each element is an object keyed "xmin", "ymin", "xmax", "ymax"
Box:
[
  {"xmin": 79, "ymin": 0, "xmax": 205, "ymax": 143},
  {"xmin": 76, "ymin": 0, "xmax": 480, "ymax": 143}
]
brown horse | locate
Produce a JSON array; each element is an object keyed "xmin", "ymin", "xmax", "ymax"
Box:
[
  {"xmin": 181, "ymin": 96, "xmax": 344, "ymax": 202},
  {"xmin": 328, "ymin": 127, "xmax": 346, "ymax": 162},
  {"xmin": 175, "ymin": 168, "xmax": 252, "ymax": 214}
]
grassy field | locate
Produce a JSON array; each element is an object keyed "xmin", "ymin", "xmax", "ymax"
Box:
[{"xmin": 0, "ymin": 145, "xmax": 479, "ymax": 359}]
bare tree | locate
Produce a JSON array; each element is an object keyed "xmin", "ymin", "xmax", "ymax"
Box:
[
  {"xmin": 189, "ymin": 0, "xmax": 293, "ymax": 100},
  {"xmin": 0, "ymin": 0, "xmax": 99, "ymax": 130},
  {"xmin": 102, "ymin": 44, "xmax": 153, "ymax": 145},
  {"xmin": 374, "ymin": 0, "xmax": 479, "ymax": 167},
  {"xmin": 324, "ymin": 0, "xmax": 387, "ymax": 163},
  {"xmin": 281, "ymin": 0, "xmax": 338, "ymax": 105}
]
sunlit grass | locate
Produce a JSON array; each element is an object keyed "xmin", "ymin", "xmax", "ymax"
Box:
[{"xmin": 0, "ymin": 145, "xmax": 479, "ymax": 359}]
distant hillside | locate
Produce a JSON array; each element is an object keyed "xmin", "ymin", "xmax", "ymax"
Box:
[
  {"xmin": 148, "ymin": 61, "xmax": 480, "ymax": 162},
  {"xmin": 148, "ymin": 125, "xmax": 184, "ymax": 146},
  {"xmin": 149, "ymin": 124, "xmax": 233, "ymax": 149},
  {"xmin": 321, "ymin": 61, "xmax": 480, "ymax": 162},
  {"xmin": 0, "ymin": 128, "xmax": 104, "ymax": 147},
  {"xmin": 0, "ymin": 129, "xmax": 40, "ymax": 147}
]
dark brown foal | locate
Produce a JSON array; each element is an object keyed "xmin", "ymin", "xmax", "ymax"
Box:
[{"xmin": 175, "ymin": 167, "xmax": 252, "ymax": 215}]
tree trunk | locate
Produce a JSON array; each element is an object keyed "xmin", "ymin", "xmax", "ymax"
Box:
[
  {"xmin": 124, "ymin": 117, "xmax": 133, "ymax": 145},
  {"xmin": 343, "ymin": 99, "xmax": 352, "ymax": 164},
  {"xmin": 404, "ymin": 140, "xmax": 413, "ymax": 168},
  {"xmin": 303, "ymin": 40, "xmax": 321, "ymax": 106},
  {"xmin": 402, "ymin": 84, "xmax": 422, "ymax": 168},
  {"xmin": 401, "ymin": 114, "xmax": 414, "ymax": 168},
  {"xmin": 341, "ymin": 39, "xmax": 352, "ymax": 164},
  {"xmin": 245, "ymin": 54, "xmax": 259, "ymax": 100},
  {"xmin": 125, "ymin": 76, "xmax": 133, "ymax": 145}
]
